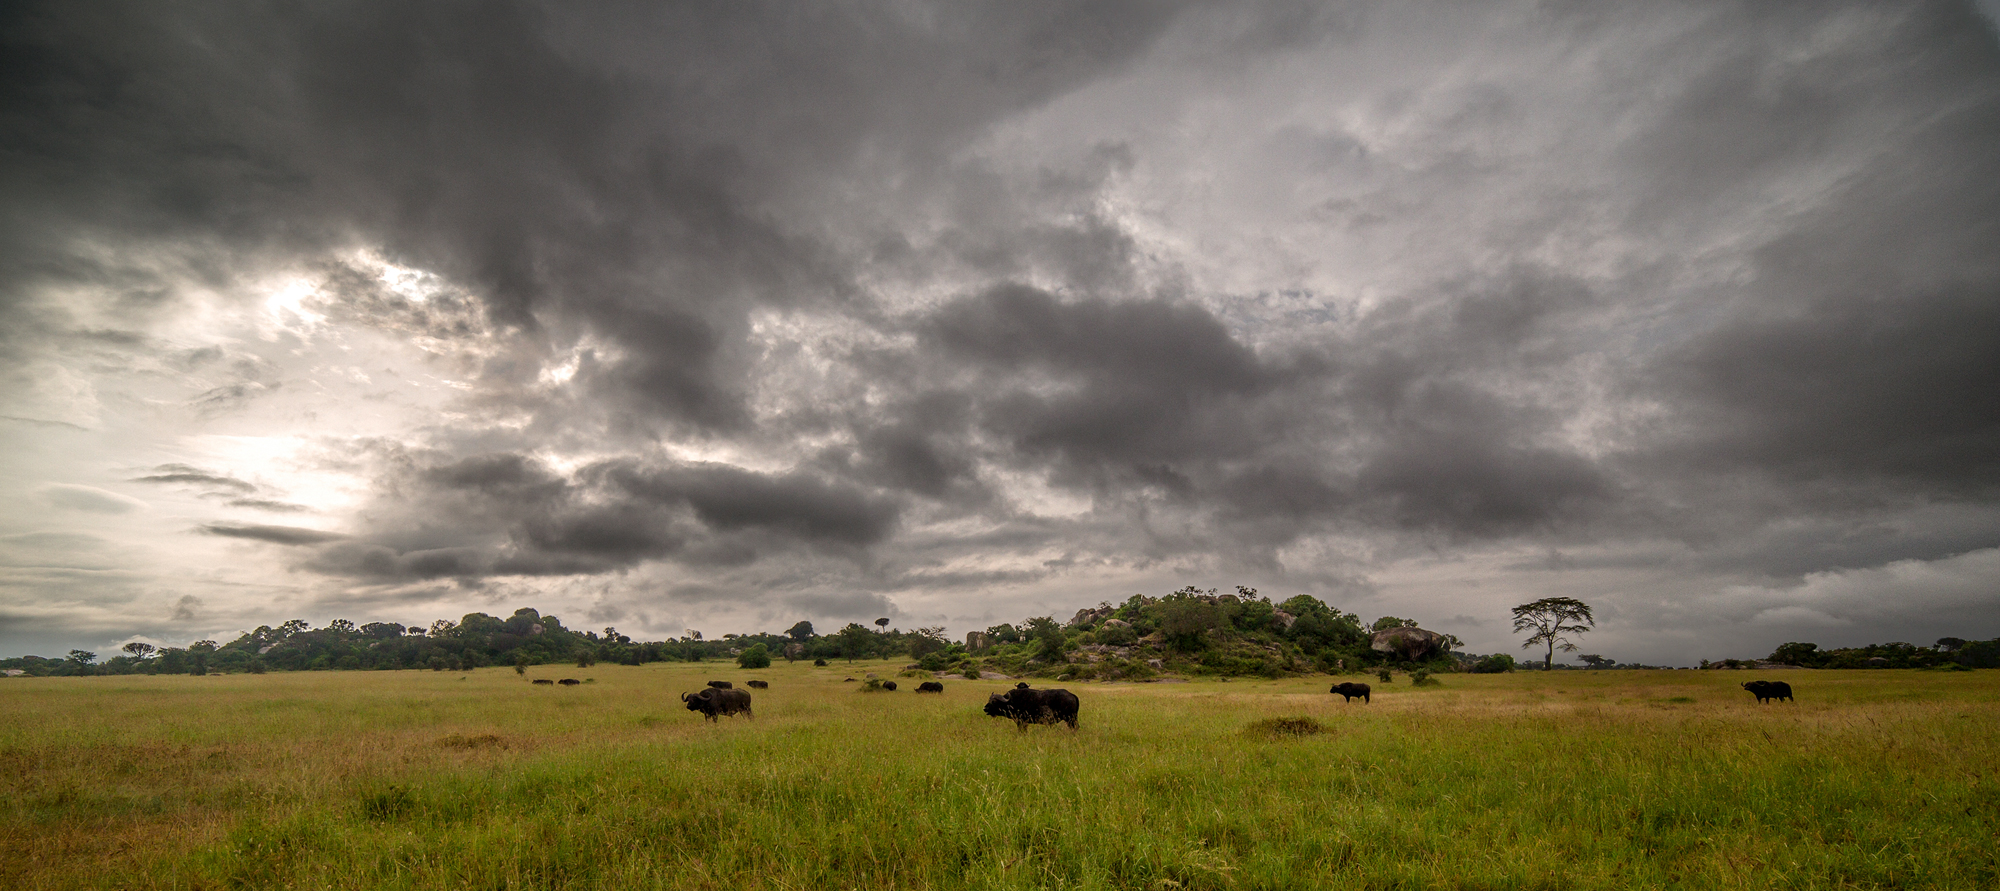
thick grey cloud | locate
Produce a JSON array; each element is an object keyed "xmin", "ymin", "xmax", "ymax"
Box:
[{"xmin": 3, "ymin": 0, "xmax": 1998, "ymax": 659}]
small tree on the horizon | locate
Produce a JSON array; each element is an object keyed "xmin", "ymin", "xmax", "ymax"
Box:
[
  {"xmin": 1512, "ymin": 597, "xmax": 1594, "ymax": 670},
  {"xmin": 122, "ymin": 642, "xmax": 156, "ymax": 659},
  {"xmin": 737, "ymin": 643, "xmax": 771, "ymax": 669},
  {"xmin": 875, "ymin": 617, "xmax": 889, "ymax": 633}
]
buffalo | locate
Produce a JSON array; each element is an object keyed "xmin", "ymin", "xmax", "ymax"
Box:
[
  {"xmin": 707, "ymin": 680, "xmax": 734, "ymax": 689},
  {"xmin": 746, "ymin": 680, "xmax": 769, "ymax": 689},
  {"xmin": 1742, "ymin": 680, "xmax": 1794, "ymax": 703},
  {"xmin": 682, "ymin": 687, "xmax": 754, "ymax": 721},
  {"xmin": 531, "ymin": 679, "xmax": 555, "ymax": 686},
  {"xmin": 984, "ymin": 686, "xmax": 1080, "ymax": 732},
  {"xmin": 916, "ymin": 681, "xmax": 944, "ymax": 693},
  {"xmin": 882, "ymin": 680, "xmax": 898, "ymax": 691},
  {"xmin": 1330, "ymin": 682, "xmax": 1371, "ymax": 703},
  {"xmin": 558, "ymin": 678, "xmax": 581, "ymax": 686}
]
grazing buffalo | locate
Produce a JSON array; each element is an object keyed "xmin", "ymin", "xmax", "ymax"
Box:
[
  {"xmin": 916, "ymin": 681, "xmax": 944, "ymax": 693},
  {"xmin": 682, "ymin": 687, "xmax": 754, "ymax": 722},
  {"xmin": 746, "ymin": 680, "xmax": 769, "ymax": 689},
  {"xmin": 882, "ymin": 680, "xmax": 898, "ymax": 691},
  {"xmin": 706, "ymin": 680, "xmax": 734, "ymax": 689},
  {"xmin": 1330, "ymin": 682, "xmax": 1371, "ymax": 703},
  {"xmin": 984, "ymin": 686, "xmax": 1080, "ymax": 732},
  {"xmin": 531, "ymin": 679, "xmax": 555, "ymax": 686},
  {"xmin": 1742, "ymin": 680, "xmax": 1794, "ymax": 703},
  {"xmin": 558, "ymin": 678, "xmax": 581, "ymax": 686}
]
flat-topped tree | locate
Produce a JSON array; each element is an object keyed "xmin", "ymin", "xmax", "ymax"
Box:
[{"xmin": 1512, "ymin": 597, "xmax": 1594, "ymax": 670}]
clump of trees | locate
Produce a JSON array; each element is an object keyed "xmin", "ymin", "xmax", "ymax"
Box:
[
  {"xmin": 957, "ymin": 585, "xmax": 1465, "ymax": 681},
  {"xmin": 1755, "ymin": 638, "xmax": 1997, "ymax": 670}
]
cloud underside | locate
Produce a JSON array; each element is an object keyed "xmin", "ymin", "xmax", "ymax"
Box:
[{"xmin": 2, "ymin": 0, "xmax": 1997, "ymax": 644}]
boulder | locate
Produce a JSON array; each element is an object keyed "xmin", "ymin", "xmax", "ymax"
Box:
[
  {"xmin": 965, "ymin": 631, "xmax": 993, "ymax": 651},
  {"xmin": 1370, "ymin": 626, "xmax": 1450, "ymax": 661},
  {"xmin": 1271, "ymin": 610, "xmax": 1296, "ymax": 630},
  {"xmin": 977, "ymin": 671, "xmax": 1015, "ymax": 680}
]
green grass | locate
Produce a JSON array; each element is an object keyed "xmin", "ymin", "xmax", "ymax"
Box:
[{"xmin": 3, "ymin": 663, "xmax": 1996, "ymax": 889}]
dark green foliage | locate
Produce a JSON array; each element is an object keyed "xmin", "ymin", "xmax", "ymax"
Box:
[
  {"xmin": 1371, "ymin": 617, "xmax": 1418, "ymax": 632},
  {"xmin": 1470, "ymin": 653, "xmax": 1517, "ymax": 673},
  {"xmin": 1410, "ymin": 669, "xmax": 1439, "ymax": 687},
  {"xmin": 737, "ymin": 644, "xmax": 771, "ymax": 670},
  {"xmin": 1376, "ymin": 668, "xmax": 1392, "ymax": 683},
  {"xmin": 1160, "ymin": 590, "xmax": 1224, "ymax": 652}
]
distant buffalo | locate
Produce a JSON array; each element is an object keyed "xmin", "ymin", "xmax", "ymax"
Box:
[
  {"xmin": 558, "ymin": 678, "xmax": 581, "ymax": 686},
  {"xmin": 916, "ymin": 681, "xmax": 944, "ymax": 693},
  {"xmin": 1742, "ymin": 680, "xmax": 1794, "ymax": 703},
  {"xmin": 707, "ymin": 680, "xmax": 734, "ymax": 689},
  {"xmin": 746, "ymin": 680, "xmax": 769, "ymax": 689},
  {"xmin": 984, "ymin": 686, "xmax": 1080, "ymax": 732},
  {"xmin": 531, "ymin": 679, "xmax": 555, "ymax": 686},
  {"xmin": 682, "ymin": 687, "xmax": 754, "ymax": 722},
  {"xmin": 1330, "ymin": 682, "xmax": 1371, "ymax": 703},
  {"xmin": 882, "ymin": 680, "xmax": 898, "ymax": 691}
]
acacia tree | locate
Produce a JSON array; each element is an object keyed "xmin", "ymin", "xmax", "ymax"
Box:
[
  {"xmin": 122, "ymin": 642, "xmax": 156, "ymax": 659},
  {"xmin": 1512, "ymin": 597, "xmax": 1594, "ymax": 670}
]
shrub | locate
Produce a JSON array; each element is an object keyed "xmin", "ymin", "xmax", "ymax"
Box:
[
  {"xmin": 813, "ymin": 658, "xmax": 828, "ymax": 667},
  {"xmin": 1411, "ymin": 669, "xmax": 1440, "ymax": 687},
  {"xmin": 1470, "ymin": 654, "xmax": 1516, "ymax": 674},
  {"xmin": 1244, "ymin": 717, "xmax": 1326, "ymax": 738},
  {"xmin": 737, "ymin": 643, "xmax": 771, "ymax": 670},
  {"xmin": 1376, "ymin": 668, "xmax": 1392, "ymax": 683}
]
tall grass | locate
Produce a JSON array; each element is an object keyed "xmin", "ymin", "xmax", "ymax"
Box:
[{"xmin": 3, "ymin": 664, "xmax": 1995, "ymax": 889}]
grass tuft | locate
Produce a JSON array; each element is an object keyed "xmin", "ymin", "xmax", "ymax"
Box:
[{"xmin": 1243, "ymin": 716, "xmax": 1326, "ymax": 738}]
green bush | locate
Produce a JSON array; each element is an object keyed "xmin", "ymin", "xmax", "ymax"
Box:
[
  {"xmin": 1470, "ymin": 654, "xmax": 1516, "ymax": 674},
  {"xmin": 737, "ymin": 644, "xmax": 771, "ymax": 670},
  {"xmin": 1376, "ymin": 668, "xmax": 1392, "ymax": 683}
]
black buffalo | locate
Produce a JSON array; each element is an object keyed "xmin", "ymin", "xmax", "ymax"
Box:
[
  {"xmin": 746, "ymin": 680, "xmax": 769, "ymax": 689},
  {"xmin": 682, "ymin": 687, "xmax": 754, "ymax": 721},
  {"xmin": 707, "ymin": 680, "xmax": 734, "ymax": 689},
  {"xmin": 1742, "ymin": 680, "xmax": 1794, "ymax": 703},
  {"xmin": 882, "ymin": 680, "xmax": 898, "ymax": 691},
  {"xmin": 558, "ymin": 678, "xmax": 581, "ymax": 686},
  {"xmin": 916, "ymin": 681, "xmax": 944, "ymax": 693},
  {"xmin": 1330, "ymin": 682, "xmax": 1371, "ymax": 703},
  {"xmin": 531, "ymin": 679, "xmax": 555, "ymax": 686},
  {"xmin": 984, "ymin": 686, "xmax": 1080, "ymax": 731}
]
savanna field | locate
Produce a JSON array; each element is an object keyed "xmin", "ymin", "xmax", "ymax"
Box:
[{"xmin": 3, "ymin": 664, "xmax": 1995, "ymax": 890}]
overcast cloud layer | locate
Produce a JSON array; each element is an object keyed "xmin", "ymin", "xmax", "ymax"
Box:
[{"xmin": 4, "ymin": 0, "xmax": 1998, "ymax": 664}]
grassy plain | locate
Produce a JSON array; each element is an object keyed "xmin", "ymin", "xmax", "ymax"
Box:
[{"xmin": 2, "ymin": 662, "xmax": 1995, "ymax": 890}]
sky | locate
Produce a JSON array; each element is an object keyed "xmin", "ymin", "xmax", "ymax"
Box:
[{"xmin": 3, "ymin": 1, "xmax": 1998, "ymax": 666}]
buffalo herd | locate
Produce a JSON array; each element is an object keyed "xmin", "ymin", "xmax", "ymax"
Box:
[{"xmin": 644, "ymin": 670, "xmax": 1802, "ymax": 728}]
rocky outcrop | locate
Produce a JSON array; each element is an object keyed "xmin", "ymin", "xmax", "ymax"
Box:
[
  {"xmin": 965, "ymin": 631, "xmax": 993, "ymax": 651},
  {"xmin": 1370, "ymin": 626, "xmax": 1450, "ymax": 661},
  {"xmin": 1067, "ymin": 605, "xmax": 1119, "ymax": 628}
]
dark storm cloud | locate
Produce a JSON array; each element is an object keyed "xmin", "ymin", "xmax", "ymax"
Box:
[
  {"xmin": 2, "ymin": 0, "xmax": 1193, "ymax": 439},
  {"xmin": 6, "ymin": 0, "xmax": 2000, "ymax": 657},
  {"xmin": 200, "ymin": 524, "xmax": 348, "ymax": 546},
  {"xmin": 296, "ymin": 450, "xmax": 900, "ymax": 581},
  {"xmin": 131, "ymin": 465, "xmax": 258, "ymax": 495},
  {"xmin": 1635, "ymin": 1, "xmax": 2000, "ymax": 520}
]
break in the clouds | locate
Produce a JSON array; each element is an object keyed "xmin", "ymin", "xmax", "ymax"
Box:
[{"xmin": 3, "ymin": 1, "xmax": 1998, "ymax": 663}]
